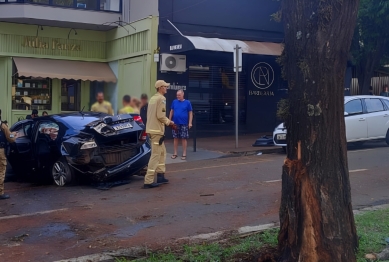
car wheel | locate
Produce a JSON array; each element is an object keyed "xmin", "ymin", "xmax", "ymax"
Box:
[
  {"xmin": 386, "ymin": 130, "xmax": 389, "ymax": 146},
  {"xmin": 51, "ymin": 157, "xmax": 74, "ymax": 187}
]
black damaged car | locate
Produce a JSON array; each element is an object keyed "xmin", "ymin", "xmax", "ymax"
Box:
[{"xmin": 6, "ymin": 112, "xmax": 151, "ymax": 186}]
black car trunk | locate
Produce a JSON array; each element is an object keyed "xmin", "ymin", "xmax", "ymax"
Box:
[{"xmin": 66, "ymin": 114, "xmax": 147, "ymax": 171}]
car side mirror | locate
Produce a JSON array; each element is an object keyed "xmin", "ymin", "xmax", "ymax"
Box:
[{"xmin": 344, "ymin": 112, "xmax": 349, "ymax": 116}]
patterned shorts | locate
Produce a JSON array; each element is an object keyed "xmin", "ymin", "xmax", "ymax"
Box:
[{"xmin": 172, "ymin": 124, "xmax": 189, "ymax": 139}]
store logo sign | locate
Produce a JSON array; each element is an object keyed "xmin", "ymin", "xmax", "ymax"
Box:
[
  {"xmin": 168, "ymin": 83, "xmax": 186, "ymax": 91},
  {"xmin": 170, "ymin": 44, "xmax": 182, "ymax": 51},
  {"xmin": 251, "ymin": 62, "xmax": 274, "ymax": 89},
  {"xmin": 22, "ymin": 37, "xmax": 81, "ymax": 51}
]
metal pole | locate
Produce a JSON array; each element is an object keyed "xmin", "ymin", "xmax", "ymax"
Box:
[
  {"xmin": 193, "ymin": 113, "xmax": 197, "ymax": 152},
  {"xmin": 235, "ymin": 45, "xmax": 239, "ymax": 149}
]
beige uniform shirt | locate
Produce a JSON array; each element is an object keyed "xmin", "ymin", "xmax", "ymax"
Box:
[
  {"xmin": 91, "ymin": 101, "xmax": 114, "ymax": 115},
  {"xmin": 0, "ymin": 123, "xmax": 16, "ymax": 144},
  {"xmin": 146, "ymin": 93, "xmax": 171, "ymax": 135}
]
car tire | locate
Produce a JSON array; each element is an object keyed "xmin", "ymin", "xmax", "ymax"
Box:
[
  {"xmin": 386, "ymin": 130, "xmax": 389, "ymax": 146},
  {"xmin": 353, "ymin": 141, "xmax": 365, "ymax": 147},
  {"xmin": 282, "ymin": 146, "xmax": 287, "ymax": 153},
  {"xmin": 51, "ymin": 157, "xmax": 74, "ymax": 187}
]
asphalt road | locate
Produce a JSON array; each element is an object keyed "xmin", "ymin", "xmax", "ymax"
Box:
[{"xmin": 0, "ymin": 141, "xmax": 388, "ymax": 262}]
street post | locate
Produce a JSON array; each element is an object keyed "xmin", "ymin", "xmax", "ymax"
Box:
[{"xmin": 234, "ymin": 45, "xmax": 242, "ymax": 149}]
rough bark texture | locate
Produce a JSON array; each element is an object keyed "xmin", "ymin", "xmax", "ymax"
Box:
[{"xmin": 277, "ymin": 0, "xmax": 359, "ymax": 261}]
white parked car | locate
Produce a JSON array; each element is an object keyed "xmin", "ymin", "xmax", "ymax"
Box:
[{"xmin": 273, "ymin": 96, "xmax": 389, "ymax": 149}]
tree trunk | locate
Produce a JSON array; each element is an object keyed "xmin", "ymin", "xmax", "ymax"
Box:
[{"xmin": 277, "ymin": 1, "xmax": 359, "ymax": 261}]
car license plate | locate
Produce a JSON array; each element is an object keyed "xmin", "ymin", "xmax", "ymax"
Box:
[
  {"xmin": 277, "ymin": 134, "xmax": 286, "ymax": 140},
  {"xmin": 113, "ymin": 123, "xmax": 132, "ymax": 131}
]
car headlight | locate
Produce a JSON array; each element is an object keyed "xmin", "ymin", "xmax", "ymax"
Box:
[{"xmin": 80, "ymin": 141, "xmax": 97, "ymax": 150}]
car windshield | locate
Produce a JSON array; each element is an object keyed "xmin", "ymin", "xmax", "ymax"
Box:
[{"xmin": 60, "ymin": 116, "xmax": 102, "ymax": 130}]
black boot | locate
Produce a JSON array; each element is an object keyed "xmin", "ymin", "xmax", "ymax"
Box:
[
  {"xmin": 143, "ymin": 183, "xmax": 160, "ymax": 189},
  {"xmin": 0, "ymin": 194, "xmax": 10, "ymax": 200},
  {"xmin": 157, "ymin": 173, "xmax": 169, "ymax": 184}
]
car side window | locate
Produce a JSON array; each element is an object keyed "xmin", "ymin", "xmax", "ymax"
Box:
[
  {"xmin": 381, "ymin": 99, "xmax": 389, "ymax": 110},
  {"xmin": 22, "ymin": 122, "xmax": 33, "ymax": 138},
  {"xmin": 365, "ymin": 98, "xmax": 384, "ymax": 113},
  {"xmin": 12, "ymin": 124, "xmax": 26, "ymax": 138},
  {"xmin": 345, "ymin": 99, "xmax": 363, "ymax": 115},
  {"xmin": 38, "ymin": 121, "xmax": 59, "ymax": 141}
]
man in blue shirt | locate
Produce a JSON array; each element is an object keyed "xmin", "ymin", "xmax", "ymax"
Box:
[{"xmin": 169, "ymin": 90, "xmax": 193, "ymax": 160}]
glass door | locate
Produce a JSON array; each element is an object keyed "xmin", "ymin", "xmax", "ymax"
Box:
[{"xmin": 61, "ymin": 80, "xmax": 81, "ymax": 111}]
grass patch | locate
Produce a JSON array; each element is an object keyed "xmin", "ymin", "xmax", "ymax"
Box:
[
  {"xmin": 117, "ymin": 209, "xmax": 389, "ymax": 262},
  {"xmin": 356, "ymin": 208, "xmax": 389, "ymax": 262}
]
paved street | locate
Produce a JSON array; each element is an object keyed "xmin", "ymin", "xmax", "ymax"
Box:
[{"xmin": 1, "ymin": 141, "xmax": 389, "ymax": 261}]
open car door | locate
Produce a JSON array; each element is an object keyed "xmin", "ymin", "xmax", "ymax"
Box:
[{"xmin": 7, "ymin": 120, "xmax": 34, "ymax": 172}]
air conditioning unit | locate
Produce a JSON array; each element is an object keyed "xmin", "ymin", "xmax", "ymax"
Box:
[{"xmin": 160, "ymin": 54, "xmax": 186, "ymax": 72}]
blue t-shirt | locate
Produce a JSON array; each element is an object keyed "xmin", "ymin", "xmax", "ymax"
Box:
[{"xmin": 171, "ymin": 99, "xmax": 193, "ymax": 125}]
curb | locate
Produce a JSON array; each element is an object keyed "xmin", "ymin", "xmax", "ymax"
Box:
[
  {"xmin": 225, "ymin": 147, "xmax": 283, "ymax": 157},
  {"xmin": 54, "ymin": 204, "xmax": 389, "ymax": 262}
]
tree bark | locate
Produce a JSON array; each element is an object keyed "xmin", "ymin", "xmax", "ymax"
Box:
[{"xmin": 277, "ymin": 1, "xmax": 359, "ymax": 261}]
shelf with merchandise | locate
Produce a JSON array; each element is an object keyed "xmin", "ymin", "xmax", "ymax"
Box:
[{"xmin": 12, "ymin": 76, "xmax": 52, "ymax": 111}]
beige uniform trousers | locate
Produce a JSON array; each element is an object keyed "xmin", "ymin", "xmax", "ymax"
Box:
[
  {"xmin": 0, "ymin": 149, "xmax": 7, "ymax": 195},
  {"xmin": 144, "ymin": 134, "xmax": 166, "ymax": 184}
]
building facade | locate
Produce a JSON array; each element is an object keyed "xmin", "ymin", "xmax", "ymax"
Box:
[
  {"xmin": 157, "ymin": 0, "xmax": 285, "ymax": 137},
  {"xmin": 0, "ymin": 0, "xmax": 159, "ymax": 124}
]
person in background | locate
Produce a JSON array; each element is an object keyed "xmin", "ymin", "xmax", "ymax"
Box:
[
  {"xmin": 140, "ymin": 93, "xmax": 148, "ymax": 125},
  {"xmin": 91, "ymin": 92, "xmax": 114, "ymax": 115},
  {"xmin": 26, "ymin": 109, "xmax": 38, "ymax": 119},
  {"xmin": 118, "ymin": 95, "xmax": 134, "ymax": 114},
  {"xmin": 169, "ymin": 89, "xmax": 193, "ymax": 160},
  {"xmin": 131, "ymin": 98, "xmax": 141, "ymax": 114},
  {"xmin": 380, "ymin": 85, "xmax": 389, "ymax": 97},
  {"xmin": 143, "ymin": 80, "xmax": 175, "ymax": 189},
  {"xmin": 368, "ymin": 86, "xmax": 374, "ymax": 95},
  {"xmin": 42, "ymin": 111, "xmax": 48, "ymax": 116},
  {"xmin": 0, "ymin": 109, "xmax": 17, "ymax": 200}
]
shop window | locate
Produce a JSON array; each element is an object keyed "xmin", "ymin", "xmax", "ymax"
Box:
[
  {"xmin": 76, "ymin": 0, "xmax": 97, "ymax": 9},
  {"xmin": 31, "ymin": 0, "xmax": 50, "ymax": 4},
  {"xmin": 100, "ymin": 0, "xmax": 120, "ymax": 11},
  {"xmin": 12, "ymin": 65, "xmax": 52, "ymax": 112},
  {"xmin": 61, "ymin": 80, "xmax": 81, "ymax": 111},
  {"xmin": 52, "ymin": 0, "xmax": 73, "ymax": 6},
  {"xmin": 187, "ymin": 66, "xmax": 247, "ymax": 126}
]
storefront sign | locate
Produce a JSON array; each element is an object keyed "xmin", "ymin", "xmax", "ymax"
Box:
[
  {"xmin": 168, "ymin": 83, "xmax": 186, "ymax": 91},
  {"xmin": 251, "ymin": 62, "xmax": 274, "ymax": 89},
  {"xmin": 22, "ymin": 37, "xmax": 81, "ymax": 51},
  {"xmin": 249, "ymin": 90, "xmax": 275, "ymax": 96},
  {"xmin": 170, "ymin": 44, "xmax": 182, "ymax": 51}
]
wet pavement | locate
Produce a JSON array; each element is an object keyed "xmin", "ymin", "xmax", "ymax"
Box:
[{"xmin": 1, "ymin": 141, "xmax": 389, "ymax": 261}]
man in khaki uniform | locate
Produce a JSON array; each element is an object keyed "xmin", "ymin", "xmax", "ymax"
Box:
[
  {"xmin": 91, "ymin": 92, "xmax": 114, "ymax": 115},
  {"xmin": 143, "ymin": 80, "xmax": 175, "ymax": 189},
  {"xmin": 0, "ymin": 110, "xmax": 17, "ymax": 200}
]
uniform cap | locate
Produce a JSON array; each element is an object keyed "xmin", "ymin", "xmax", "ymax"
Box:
[{"xmin": 155, "ymin": 80, "xmax": 170, "ymax": 89}]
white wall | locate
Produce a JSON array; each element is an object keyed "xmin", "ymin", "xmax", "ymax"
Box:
[
  {"xmin": 107, "ymin": 61, "xmax": 119, "ymax": 114},
  {"xmin": 129, "ymin": 0, "xmax": 158, "ymax": 23}
]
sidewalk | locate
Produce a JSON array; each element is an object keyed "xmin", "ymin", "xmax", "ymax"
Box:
[{"xmin": 164, "ymin": 133, "xmax": 282, "ymax": 164}]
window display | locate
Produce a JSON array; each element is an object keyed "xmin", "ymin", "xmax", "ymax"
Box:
[{"xmin": 12, "ymin": 77, "xmax": 52, "ymax": 111}]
